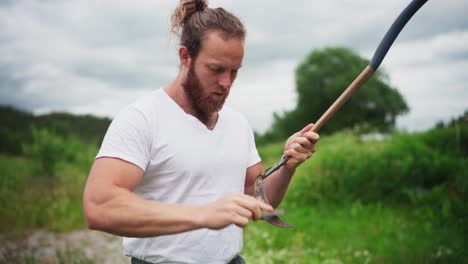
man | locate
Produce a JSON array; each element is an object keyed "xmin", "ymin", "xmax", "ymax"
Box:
[{"xmin": 83, "ymin": 1, "xmax": 319, "ymax": 263}]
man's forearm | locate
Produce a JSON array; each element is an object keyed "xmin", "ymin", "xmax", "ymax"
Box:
[
  {"xmin": 262, "ymin": 166, "xmax": 296, "ymax": 208},
  {"xmin": 84, "ymin": 187, "xmax": 203, "ymax": 237}
]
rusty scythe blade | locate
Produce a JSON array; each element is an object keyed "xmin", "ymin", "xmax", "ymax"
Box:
[{"xmin": 253, "ymin": 158, "xmax": 292, "ymax": 228}]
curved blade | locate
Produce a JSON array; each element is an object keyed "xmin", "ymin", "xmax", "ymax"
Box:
[
  {"xmin": 254, "ymin": 176, "xmax": 292, "ymax": 228},
  {"xmin": 263, "ymin": 214, "xmax": 292, "ymax": 228}
]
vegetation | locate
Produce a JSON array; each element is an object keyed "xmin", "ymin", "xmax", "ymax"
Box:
[
  {"xmin": 0, "ymin": 106, "xmax": 110, "ymax": 155},
  {"xmin": 259, "ymin": 47, "xmax": 409, "ymax": 143},
  {"xmin": 0, "ymin": 128, "xmax": 97, "ymax": 236},
  {"xmin": 0, "ymin": 109, "xmax": 466, "ymax": 262},
  {"xmin": 244, "ymin": 125, "xmax": 467, "ymax": 263}
]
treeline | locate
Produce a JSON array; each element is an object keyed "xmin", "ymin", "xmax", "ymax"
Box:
[{"xmin": 0, "ymin": 106, "xmax": 111, "ymax": 155}]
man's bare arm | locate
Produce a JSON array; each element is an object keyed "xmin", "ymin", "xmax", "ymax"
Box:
[
  {"xmin": 244, "ymin": 124, "xmax": 319, "ymax": 207},
  {"xmin": 245, "ymin": 162, "xmax": 295, "ymax": 208},
  {"xmin": 83, "ymin": 157, "xmax": 272, "ymax": 237}
]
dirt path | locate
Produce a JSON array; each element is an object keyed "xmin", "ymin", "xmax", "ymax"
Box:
[{"xmin": 0, "ymin": 229, "xmax": 129, "ymax": 263}]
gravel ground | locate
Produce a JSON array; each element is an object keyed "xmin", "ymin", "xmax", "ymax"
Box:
[{"xmin": 0, "ymin": 229, "xmax": 130, "ymax": 263}]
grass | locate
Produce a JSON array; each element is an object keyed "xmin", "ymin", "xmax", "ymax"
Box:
[
  {"xmin": 0, "ymin": 155, "xmax": 89, "ymax": 237},
  {"xmin": 0, "ymin": 127, "xmax": 466, "ymax": 263},
  {"xmin": 247, "ymin": 129, "xmax": 466, "ymax": 263},
  {"xmin": 243, "ymin": 203, "xmax": 463, "ymax": 263}
]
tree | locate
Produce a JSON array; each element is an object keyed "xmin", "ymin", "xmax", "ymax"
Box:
[{"xmin": 263, "ymin": 47, "xmax": 409, "ymax": 140}]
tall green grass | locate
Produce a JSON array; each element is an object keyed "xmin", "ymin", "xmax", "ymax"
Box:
[
  {"xmin": 243, "ymin": 203, "xmax": 463, "ymax": 263},
  {"xmin": 0, "ymin": 155, "xmax": 92, "ymax": 236},
  {"xmin": 279, "ymin": 128, "xmax": 467, "ymax": 206},
  {"xmin": 0, "ymin": 128, "xmax": 97, "ymax": 237},
  {"xmin": 252, "ymin": 126, "xmax": 467, "ymax": 263},
  {"xmin": 1, "ymin": 126, "xmax": 466, "ymax": 262}
]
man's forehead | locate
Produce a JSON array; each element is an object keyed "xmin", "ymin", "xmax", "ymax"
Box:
[{"xmin": 197, "ymin": 31, "xmax": 244, "ymax": 65}]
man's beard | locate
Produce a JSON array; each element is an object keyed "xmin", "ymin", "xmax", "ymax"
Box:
[{"xmin": 183, "ymin": 61, "xmax": 228, "ymax": 122}]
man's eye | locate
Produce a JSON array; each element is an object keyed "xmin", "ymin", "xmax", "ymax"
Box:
[{"xmin": 210, "ymin": 67, "xmax": 223, "ymax": 73}]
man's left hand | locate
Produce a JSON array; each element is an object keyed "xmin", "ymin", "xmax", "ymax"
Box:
[{"xmin": 283, "ymin": 123, "xmax": 320, "ymax": 170}]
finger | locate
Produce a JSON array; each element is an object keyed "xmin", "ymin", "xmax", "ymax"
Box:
[
  {"xmin": 288, "ymin": 140, "xmax": 316, "ymax": 155},
  {"xmin": 254, "ymin": 200, "xmax": 274, "ymax": 220},
  {"xmin": 299, "ymin": 123, "xmax": 315, "ymax": 135},
  {"xmin": 289, "ymin": 123, "xmax": 315, "ymax": 140},
  {"xmin": 285, "ymin": 148, "xmax": 311, "ymax": 163},
  {"xmin": 233, "ymin": 205, "xmax": 253, "ymax": 221},
  {"xmin": 303, "ymin": 132, "xmax": 320, "ymax": 143},
  {"xmin": 252, "ymin": 199, "xmax": 274, "ymax": 220},
  {"xmin": 286, "ymin": 142, "xmax": 309, "ymax": 154},
  {"xmin": 287, "ymin": 137, "xmax": 313, "ymax": 150},
  {"xmin": 233, "ymin": 194, "xmax": 268, "ymax": 220},
  {"xmin": 262, "ymin": 209, "xmax": 285, "ymax": 218},
  {"xmin": 243, "ymin": 193, "xmax": 273, "ymax": 211},
  {"xmin": 258, "ymin": 200, "xmax": 274, "ymax": 212},
  {"xmin": 232, "ymin": 193, "xmax": 258, "ymax": 206},
  {"xmin": 232, "ymin": 215, "xmax": 250, "ymax": 228}
]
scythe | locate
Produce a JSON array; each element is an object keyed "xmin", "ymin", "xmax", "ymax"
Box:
[{"xmin": 256, "ymin": 0, "xmax": 429, "ymax": 228}]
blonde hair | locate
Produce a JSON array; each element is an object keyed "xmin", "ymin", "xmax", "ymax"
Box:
[
  {"xmin": 170, "ymin": 0, "xmax": 245, "ymax": 58},
  {"xmin": 171, "ymin": 0, "xmax": 208, "ymax": 36}
]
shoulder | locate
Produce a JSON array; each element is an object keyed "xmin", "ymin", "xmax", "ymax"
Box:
[
  {"xmin": 128, "ymin": 89, "xmax": 164, "ymax": 113},
  {"xmin": 115, "ymin": 89, "xmax": 164, "ymax": 123}
]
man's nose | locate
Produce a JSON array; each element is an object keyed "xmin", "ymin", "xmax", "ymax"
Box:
[{"xmin": 218, "ymin": 72, "xmax": 233, "ymax": 90}]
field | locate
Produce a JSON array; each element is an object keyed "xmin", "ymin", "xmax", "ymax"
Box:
[{"xmin": 0, "ymin": 127, "xmax": 466, "ymax": 263}]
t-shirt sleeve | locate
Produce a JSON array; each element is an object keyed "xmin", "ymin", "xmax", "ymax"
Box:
[
  {"xmin": 246, "ymin": 124, "xmax": 261, "ymax": 168},
  {"xmin": 96, "ymin": 105, "xmax": 152, "ymax": 171}
]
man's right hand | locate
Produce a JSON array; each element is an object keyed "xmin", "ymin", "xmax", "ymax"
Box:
[{"xmin": 198, "ymin": 193, "xmax": 274, "ymax": 229}]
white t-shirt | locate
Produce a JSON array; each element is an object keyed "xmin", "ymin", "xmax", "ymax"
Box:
[{"xmin": 96, "ymin": 88, "xmax": 261, "ymax": 263}]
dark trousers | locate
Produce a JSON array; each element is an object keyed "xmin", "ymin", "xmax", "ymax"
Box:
[{"xmin": 131, "ymin": 255, "xmax": 245, "ymax": 264}]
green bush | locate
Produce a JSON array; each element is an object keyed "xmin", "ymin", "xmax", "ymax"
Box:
[
  {"xmin": 288, "ymin": 127, "xmax": 467, "ymax": 206},
  {"xmin": 22, "ymin": 128, "xmax": 65, "ymax": 177},
  {"xmin": 22, "ymin": 128, "xmax": 95, "ymax": 177},
  {"xmin": 1, "ymin": 137, "xmax": 95, "ymax": 234}
]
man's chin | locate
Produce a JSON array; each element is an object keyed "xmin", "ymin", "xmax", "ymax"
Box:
[
  {"xmin": 202, "ymin": 98, "xmax": 226, "ymax": 113},
  {"xmin": 203, "ymin": 104, "xmax": 224, "ymax": 114}
]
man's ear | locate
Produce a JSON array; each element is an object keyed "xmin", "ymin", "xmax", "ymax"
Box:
[{"xmin": 179, "ymin": 46, "xmax": 191, "ymax": 67}]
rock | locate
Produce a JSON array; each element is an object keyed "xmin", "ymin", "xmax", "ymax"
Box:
[{"xmin": 0, "ymin": 229, "xmax": 130, "ymax": 263}]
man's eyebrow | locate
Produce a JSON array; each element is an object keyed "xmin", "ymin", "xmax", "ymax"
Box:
[
  {"xmin": 207, "ymin": 63, "xmax": 243, "ymax": 70},
  {"xmin": 206, "ymin": 63, "xmax": 222, "ymax": 68}
]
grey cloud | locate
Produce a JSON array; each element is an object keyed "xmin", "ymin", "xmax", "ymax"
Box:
[
  {"xmin": 238, "ymin": 0, "xmax": 468, "ymax": 66},
  {"xmin": 70, "ymin": 62, "xmax": 174, "ymax": 90},
  {"xmin": 0, "ymin": 0, "xmax": 179, "ymax": 108},
  {"xmin": 0, "ymin": 0, "xmax": 13, "ymax": 7},
  {"xmin": 0, "ymin": 64, "xmax": 35, "ymax": 111},
  {"xmin": 0, "ymin": 0, "xmax": 466, "ymax": 133}
]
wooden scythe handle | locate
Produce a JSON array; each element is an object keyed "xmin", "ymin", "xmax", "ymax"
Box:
[
  {"xmin": 257, "ymin": 0, "xmax": 429, "ymax": 229},
  {"xmin": 310, "ymin": 66, "xmax": 374, "ymax": 133},
  {"xmin": 260, "ymin": 0, "xmax": 429, "ymax": 179}
]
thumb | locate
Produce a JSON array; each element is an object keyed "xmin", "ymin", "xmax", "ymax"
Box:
[{"xmin": 299, "ymin": 123, "xmax": 314, "ymax": 136}]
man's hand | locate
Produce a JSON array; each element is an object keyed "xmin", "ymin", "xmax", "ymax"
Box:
[
  {"xmin": 198, "ymin": 193, "xmax": 274, "ymax": 229},
  {"xmin": 283, "ymin": 123, "xmax": 320, "ymax": 170}
]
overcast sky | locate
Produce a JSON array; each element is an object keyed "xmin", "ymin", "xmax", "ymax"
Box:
[{"xmin": 1, "ymin": 0, "xmax": 467, "ymax": 133}]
